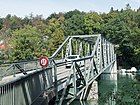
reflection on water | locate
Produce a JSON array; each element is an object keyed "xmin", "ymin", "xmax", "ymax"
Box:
[
  {"xmin": 100, "ymin": 73, "xmax": 117, "ymax": 80},
  {"xmin": 71, "ymin": 73, "xmax": 140, "ymax": 105},
  {"xmin": 98, "ymin": 74, "xmax": 117, "ymax": 105},
  {"xmin": 71, "ymin": 73, "xmax": 118, "ymax": 105}
]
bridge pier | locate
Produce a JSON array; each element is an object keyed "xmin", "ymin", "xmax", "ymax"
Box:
[
  {"xmin": 103, "ymin": 60, "xmax": 117, "ymax": 74},
  {"xmin": 86, "ymin": 81, "xmax": 98, "ymax": 101}
]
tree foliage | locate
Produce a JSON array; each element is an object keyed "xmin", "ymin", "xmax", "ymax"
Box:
[
  {"xmin": 45, "ymin": 16, "xmax": 65, "ymax": 56},
  {"xmin": 0, "ymin": 6, "xmax": 140, "ymax": 68},
  {"xmin": 64, "ymin": 14, "xmax": 85, "ymax": 36},
  {"xmin": 84, "ymin": 12, "xmax": 103, "ymax": 34},
  {"xmin": 10, "ymin": 25, "xmax": 48, "ymax": 61}
]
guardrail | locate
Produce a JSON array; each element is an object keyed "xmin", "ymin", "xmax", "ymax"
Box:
[
  {"xmin": 0, "ymin": 66, "xmax": 53, "ymax": 105},
  {"xmin": 0, "ymin": 60, "xmax": 41, "ymax": 80}
]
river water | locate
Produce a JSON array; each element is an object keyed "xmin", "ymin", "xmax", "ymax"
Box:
[{"xmin": 71, "ymin": 73, "xmax": 140, "ymax": 105}]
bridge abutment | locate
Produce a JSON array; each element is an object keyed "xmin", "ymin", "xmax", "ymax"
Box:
[
  {"xmin": 103, "ymin": 60, "xmax": 117, "ymax": 74},
  {"xmin": 79, "ymin": 81, "xmax": 98, "ymax": 101}
]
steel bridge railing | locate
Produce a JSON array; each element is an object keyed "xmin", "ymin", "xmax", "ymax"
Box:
[
  {"xmin": 0, "ymin": 58, "xmax": 55, "ymax": 105},
  {"xmin": 0, "ymin": 66, "xmax": 53, "ymax": 105},
  {"xmin": 0, "ymin": 60, "xmax": 41, "ymax": 80},
  {"xmin": 50, "ymin": 34, "xmax": 116, "ymax": 105},
  {"xmin": 0, "ymin": 34, "xmax": 117, "ymax": 105}
]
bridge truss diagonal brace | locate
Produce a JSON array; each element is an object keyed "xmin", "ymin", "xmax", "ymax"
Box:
[
  {"xmin": 74, "ymin": 62, "xmax": 86, "ymax": 86},
  {"xmin": 85, "ymin": 58, "xmax": 98, "ymax": 85},
  {"xmin": 14, "ymin": 64, "xmax": 27, "ymax": 75}
]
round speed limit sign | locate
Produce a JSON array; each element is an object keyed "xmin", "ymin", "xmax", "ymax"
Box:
[{"xmin": 39, "ymin": 57, "xmax": 49, "ymax": 67}]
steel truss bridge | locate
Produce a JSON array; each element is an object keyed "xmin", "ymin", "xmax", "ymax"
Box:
[{"xmin": 0, "ymin": 34, "xmax": 116, "ymax": 105}]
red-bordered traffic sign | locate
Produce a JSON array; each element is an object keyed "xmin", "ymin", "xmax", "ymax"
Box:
[{"xmin": 39, "ymin": 57, "xmax": 49, "ymax": 67}]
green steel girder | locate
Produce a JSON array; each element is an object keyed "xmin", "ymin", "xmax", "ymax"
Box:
[
  {"xmin": 0, "ymin": 34, "xmax": 116, "ymax": 105},
  {"xmin": 50, "ymin": 34, "xmax": 116, "ymax": 105}
]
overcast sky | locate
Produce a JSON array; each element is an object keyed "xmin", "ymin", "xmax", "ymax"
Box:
[{"xmin": 0, "ymin": 0, "xmax": 140, "ymax": 18}]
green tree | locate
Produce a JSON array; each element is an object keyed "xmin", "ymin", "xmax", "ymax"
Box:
[
  {"xmin": 45, "ymin": 16, "xmax": 64, "ymax": 37},
  {"xmin": 101, "ymin": 16, "xmax": 133, "ymax": 68},
  {"xmin": 46, "ymin": 12, "xmax": 64, "ymax": 23},
  {"xmin": 46, "ymin": 16, "xmax": 65, "ymax": 56},
  {"xmin": 64, "ymin": 14, "xmax": 85, "ymax": 36},
  {"xmin": 0, "ymin": 7, "xmax": 139, "ymax": 68},
  {"xmin": 130, "ymin": 28, "xmax": 140, "ymax": 68},
  {"xmin": 64, "ymin": 9, "xmax": 84, "ymax": 20},
  {"xmin": 10, "ymin": 25, "xmax": 48, "ymax": 61},
  {"xmin": 10, "ymin": 15, "xmax": 23, "ymax": 30},
  {"xmin": 134, "ymin": 11, "xmax": 140, "ymax": 28},
  {"xmin": 101, "ymin": 10, "xmax": 119, "ymax": 23},
  {"xmin": 31, "ymin": 15, "xmax": 48, "ymax": 35},
  {"xmin": 110, "ymin": 7, "xmax": 114, "ymax": 13},
  {"xmin": 0, "ymin": 18, "xmax": 3, "ymax": 30},
  {"xmin": 84, "ymin": 12, "xmax": 103, "ymax": 34},
  {"xmin": 22, "ymin": 16, "xmax": 32, "ymax": 25},
  {"xmin": 125, "ymin": 3, "xmax": 131, "ymax": 10},
  {"xmin": 47, "ymin": 29, "xmax": 65, "ymax": 56}
]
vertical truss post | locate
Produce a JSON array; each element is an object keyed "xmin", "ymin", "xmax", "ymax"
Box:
[
  {"xmin": 108, "ymin": 43, "xmax": 111, "ymax": 63},
  {"xmin": 110, "ymin": 44, "xmax": 113, "ymax": 62},
  {"xmin": 90, "ymin": 58, "xmax": 94, "ymax": 78},
  {"xmin": 84, "ymin": 43, "xmax": 86, "ymax": 56},
  {"xmin": 12, "ymin": 64, "xmax": 16, "ymax": 77},
  {"xmin": 111, "ymin": 44, "xmax": 113, "ymax": 62},
  {"xmin": 90, "ymin": 44, "xmax": 92, "ymax": 55},
  {"xmin": 99, "ymin": 36, "xmax": 102, "ymax": 70},
  {"xmin": 66, "ymin": 43, "xmax": 69, "ymax": 58},
  {"xmin": 94, "ymin": 49, "xmax": 97, "ymax": 73},
  {"xmin": 73, "ymin": 62, "xmax": 77, "ymax": 96},
  {"xmin": 103, "ymin": 38, "xmax": 107, "ymax": 68},
  {"xmin": 87, "ymin": 44, "xmax": 90, "ymax": 56},
  {"xmin": 83, "ymin": 42, "xmax": 85, "ymax": 57},
  {"xmin": 53, "ymin": 60, "xmax": 58, "ymax": 104},
  {"xmin": 83, "ymin": 59, "xmax": 86, "ymax": 80},
  {"xmin": 86, "ymin": 57, "xmax": 93, "ymax": 83},
  {"xmin": 113, "ymin": 45, "xmax": 115, "ymax": 61},
  {"xmin": 112, "ymin": 45, "xmax": 114, "ymax": 61},
  {"xmin": 109, "ymin": 43, "xmax": 111, "ymax": 64},
  {"xmin": 102, "ymin": 38, "xmax": 104, "ymax": 68},
  {"xmin": 112, "ymin": 45, "xmax": 115, "ymax": 60},
  {"xmin": 107, "ymin": 42, "xmax": 110, "ymax": 65},
  {"xmin": 76, "ymin": 39, "xmax": 78, "ymax": 55},
  {"xmin": 79, "ymin": 42, "xmax": 83, "ymax": 56},
  {"xmin": 96, "ymin": 38, "xmax": 101, "ymax": 72},
  {"xmin": 62, "ymin": 48, "xmax": 64, "ymax": 59},
  {"xmin": 69, "ymin": 38, "xmax": 72, "ymax": 55}
]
